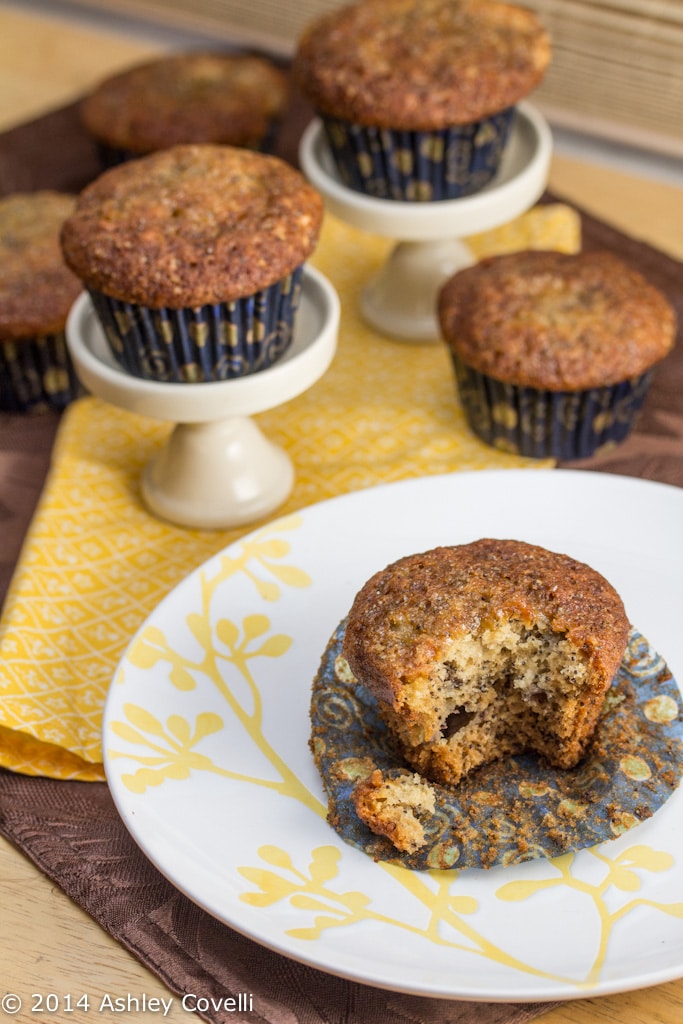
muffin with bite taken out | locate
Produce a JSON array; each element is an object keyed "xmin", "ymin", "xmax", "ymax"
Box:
[{"xmin": 342, "ymin": 538, "xmax": 631, "ymax": 787}]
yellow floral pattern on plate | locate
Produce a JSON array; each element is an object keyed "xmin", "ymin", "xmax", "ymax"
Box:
[
  {"xmin": 108, "ymin": 515, "xmax": 323, "ymax": 815},
  {"xmin": 238, "ymin": 841, "xmax": 683, "ymax": 988},
  {"xmin": 102, "ymin": 509, "xmax": 683, "ymax": 991}
]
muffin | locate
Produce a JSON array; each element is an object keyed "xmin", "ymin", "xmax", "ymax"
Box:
[
  {"xmin": 312, "ymin": 619, "xmax": 682, "ymax": 870},
  {"xmin": 60, "ymin": 144, "xmax": 324, "ymax": 382},
  {"xmin": 292, "ymin": 0, "xmax": 551, "ymax": 200},
  {"xmin": 438, "ymin": 250, "xmax": 677, "ymax": 458},
  {"xmin": 80, "ymin": 51, "xmax": 289, "ymax": 165},
  {"xmin": 0, "ymin": 191, "xmax": 84, "ymax": 413},
  {"xmin": 342, "ymin": 539, "xmax": 631, "ymax": 787}
]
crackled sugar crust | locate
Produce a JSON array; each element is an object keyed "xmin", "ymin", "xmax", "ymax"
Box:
[
  {"xmin": 60, "ymin": 144, "xmax": 323, "ymax": 308},
  {"xmin": 0, "ymin": 192, "xmax": 82, "ymax": 340},
  {"xmin": 293, "ymin": 0, "xmax": 551, "ymax": 129},
  {"xmin": 438, "ymin": 250, "xmax": 677, "ymax": 391},
  {"xmin": 343, "ymin": 539, "xmax": 630, "ymax": 787},
  {"xmin": 81, "ymin": 53, "xmax": 289, "ymax": 153}
]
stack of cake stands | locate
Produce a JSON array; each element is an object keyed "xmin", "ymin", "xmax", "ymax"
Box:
[
  {"xmin": 65, "ymin": 265, "xmax": 340, "ymax": 530},
  {"xmin": 299, "ymin": 101, "xmax": 552, "ymax": 342}
]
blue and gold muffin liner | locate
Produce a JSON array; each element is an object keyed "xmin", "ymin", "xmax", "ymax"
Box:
[
  {"xmin": 450, "ymin": 354, "xmax": 654, "ymax": 459},
  {"xmin": 311, "ymin": 620, "xmax": 683, "ymax": 872},
  {"xmin": 89, "ymin": 266, "xmax": 304, "ymax": 382},
  {"xmin": 0, "ymin": 332, "xmax": 84, "ymax": 413},
  {"xmin": 321, "ymin": 109, "xmax": 514, "ymax": 201}
]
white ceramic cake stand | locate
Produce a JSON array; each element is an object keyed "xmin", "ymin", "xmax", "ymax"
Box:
[
  {"xmin": 65, "ymin": 265, "xmax": 340, "ymax": 530},
  {"xmin": 299, "ymin": 101, "xmax": 552, "ymax": 342}
]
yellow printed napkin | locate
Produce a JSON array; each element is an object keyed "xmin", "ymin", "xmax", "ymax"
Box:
[{"xmin": 0, "ymin": 206, "xmax": 580, "ymax": 780}]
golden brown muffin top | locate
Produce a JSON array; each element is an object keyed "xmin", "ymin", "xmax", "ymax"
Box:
[
  {"xmin": 438, "ymin": 250, "xmax": 677, "ymax": 390},
  {"xmin": 60, "ymin": 144, "xmax": 324, "ymax": 307},
  {"xmin": 293, "ymin": 0, "xmax": 551, "ymax": 129},
  {"xmin": 0, "ymin": 191, "xmax": 82, "ymax": 341},
  {"xmin": 80, "ymin": 52, "xmax": 289, "ymax": 153},
  {"xmin": 343, "ymin": 538, "xmax": 630, "ymax": 709}
]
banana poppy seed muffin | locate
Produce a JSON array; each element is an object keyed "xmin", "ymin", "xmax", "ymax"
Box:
[
  {"xmin": 312, "ymin": 616, "xmax": 683, "ymax": 870},
  {"xmin": 342, "ymin": 539, "xmax": 631, "ymax": 787},
  {"xmin": 60, "ymin": 144, "xmax": 324, "ymax": 382},
  {"xmin": 293, "ymin": 0, "xmax": 551, "ymax": 200},
  {"xmin": 0, "ymin": 191, "xmax": 83, "ymax": 412},
  {"xmin": 438, "ymin": 250, "xmax": 677, "ymax": 458},
  {"xmin": 80, "ymin": 51, "xmax": 289, "ymax": 165}
]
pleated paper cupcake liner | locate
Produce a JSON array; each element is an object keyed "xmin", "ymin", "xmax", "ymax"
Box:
[
  {"xmin": 0, "ymin": 332, "xmax": 84, "ymax": 413},
  {"xmin": 321, "ymin": 108, "xmax": 514, "ymax": 201},
  {"xmin": 89, "ymin": 266, "xmax": 304, "ymax": 383},
  {"xmin": 451, "ymin": 354, "xmax": 654, "ymax": 459}
]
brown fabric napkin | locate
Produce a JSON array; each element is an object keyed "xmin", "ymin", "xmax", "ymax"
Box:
[
  {"xmin": 0, "ymin": 772, "xmax": 553, "ymax": 1024},
  {"xmin": 0, "ymin": 96, "xmax": 681, "ymax": 1024}
]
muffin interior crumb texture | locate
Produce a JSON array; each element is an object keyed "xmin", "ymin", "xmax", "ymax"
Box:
[
  {"xmin": 386, "ymin": 615, "xmax": 594, "ymax": 784},
  {"xmin": 313, "ymin": 616, "xmax": 683, "ymax": 869},
  {"xmin": 352, "ymin": 769, "xmax": 436, "ymax": 853}
]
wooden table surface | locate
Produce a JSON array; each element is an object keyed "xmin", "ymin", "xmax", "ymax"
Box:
[{"xmin": 1, "ymin": 5, "xmax": 682, "ymax": 1023}]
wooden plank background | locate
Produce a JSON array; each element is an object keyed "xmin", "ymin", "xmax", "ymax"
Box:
[{"xmin": 51, "ymin": 0, "xmax": 683, "ymax": 158}]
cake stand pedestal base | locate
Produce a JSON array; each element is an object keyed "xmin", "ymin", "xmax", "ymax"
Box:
[
  {"xmin": 66, "ymin": 266, "xmax": 339, "ymax": 530},
  {"xmin": 360, "ymin": 238, "xmax": 474, "ymax": 342},
  {"xmin": 299, "ymin": 103, "xmax": 552, "ymax": 343},
  {"xmin": 141, "ymin": 417, "xmax": 295, "ymax": 530}
]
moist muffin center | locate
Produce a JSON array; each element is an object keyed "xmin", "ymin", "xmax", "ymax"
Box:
[{"xmin": 397, "ymin": 616, "xmax": 591, "ymax": 766}]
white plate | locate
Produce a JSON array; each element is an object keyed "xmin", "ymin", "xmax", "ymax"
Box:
[{"xmin": 103, "ymin": 469, "xmax": 683, "ymax": 1002}]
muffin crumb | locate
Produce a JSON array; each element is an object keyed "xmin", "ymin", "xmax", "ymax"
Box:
[{"xmin": 353, "ymin": 769, "xmax": 437, "ymax": 853}]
